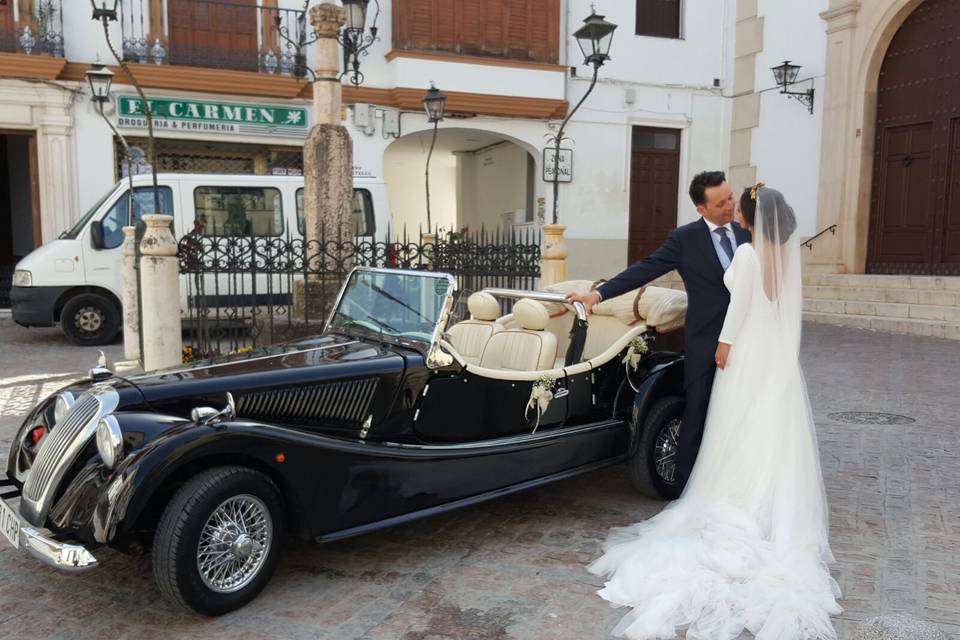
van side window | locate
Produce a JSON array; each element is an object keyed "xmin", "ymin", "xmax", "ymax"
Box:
[
  {"xmin": 194, "ymin": 187, "xmax": 283, "ymax": 237},
  {"xmin": 296, "ymin": 188, "xmax": 375, "ymax": 237},
  {"xmin": 101, "ymin": 187, "xmax": 174, "ymax": 250}
]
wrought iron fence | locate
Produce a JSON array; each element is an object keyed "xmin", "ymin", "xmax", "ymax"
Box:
[
  {"xmin": 119, "ymin": 0, "xmax": 307, "ymax": 74},
  {"xmin": 0, "ymin": 0, "xmax": 65, "ymax": 57},
  {"xmin": 178, "ymin": 227, "xmax": 541, "ymax": 359}
]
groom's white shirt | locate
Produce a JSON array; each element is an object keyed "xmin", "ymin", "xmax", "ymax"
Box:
[{"xmin": 703, "ymin": 219, "xmax": 739, "ymax": 271}]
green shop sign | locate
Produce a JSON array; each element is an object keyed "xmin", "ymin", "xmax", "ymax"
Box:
[{"xmin": 117, "ymin": 96, "xmax": 308, "ymax": 137}]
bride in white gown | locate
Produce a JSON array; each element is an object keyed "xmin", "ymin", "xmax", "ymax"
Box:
[{"xmin": 588, "ymin": 185, "xmax": 843, "ymax": 640}]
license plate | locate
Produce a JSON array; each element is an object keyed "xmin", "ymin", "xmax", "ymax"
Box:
[{"xmin": 0, "ymin": 498, "xmax": 20, "ymax": 550}]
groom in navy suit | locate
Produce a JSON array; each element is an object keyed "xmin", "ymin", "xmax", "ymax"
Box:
[{"xmin": 567, "ymin": 171, "xmax": 751, "ymax": 498}]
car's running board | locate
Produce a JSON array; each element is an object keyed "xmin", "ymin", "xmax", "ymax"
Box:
[{"xmin": 314, "ymin": 453, "xmax": 630, "ymax": 543}]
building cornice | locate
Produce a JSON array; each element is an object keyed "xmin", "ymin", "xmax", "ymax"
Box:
[
  {"xmin": 384, "ymin": 49, "xmax": 567, "ymax": 73},
  {"xmin": 0, "ymin": 53, "xmax": 68, "ymax": 81},
  {"xmin": 820, "ymin": 2, "xmax": 861, "ymax": 32}
]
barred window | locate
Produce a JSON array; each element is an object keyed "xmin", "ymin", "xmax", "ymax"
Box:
[
  {"xmin": 636, "ymin": 0, "xmax": 681, "ymax": 39},
  {"xmin": 296, "ymin": 188, "xmax": 376, "ymax": 237},
  {"xmin": 194, "ymin": 186, "xmax": 283, "ymax": 237}
]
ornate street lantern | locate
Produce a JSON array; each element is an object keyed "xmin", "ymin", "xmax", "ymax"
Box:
[
  {"xmin": 86, "ymin": 64, "xmax": 114, "ymax": 104},
  {"xmin": 771, "ymin": 60, "xmax": 815, "ymax": 114},
  {"xmin": 343, "ymin": 0, "xmax": 370, "ymax": 36},
  {"xmin": 90, "ymin": 0, "xmax": 119, "ymax": 22},
  {"xmin": 423, "ymin": 83, "xmax": 447, "ymax": 123},
  {"xmin": 573, "ymin": 9, "xmax": 617, "ymax": 68}
]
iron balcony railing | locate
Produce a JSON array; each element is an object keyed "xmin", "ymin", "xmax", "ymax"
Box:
[
  {"xmin": 0, "ymin": 0, "xmax": 65, "ymax": 57},
  {"xmin": 120, "ymin": 0, "xmax": 308, "ymax": 74}
]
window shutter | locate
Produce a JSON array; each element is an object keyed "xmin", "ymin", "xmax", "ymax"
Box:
[
  {"xmin": 459, "ymin": 0, "xmax": 484, "ymax": 55},
  {"xmin": 636, "ymin": 0, "xmax": 680, "ymax": 39}
]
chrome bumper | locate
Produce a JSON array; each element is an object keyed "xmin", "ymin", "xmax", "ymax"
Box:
[
  {"xmin": 19, "ymin": 526, "xmax": 98, "ymax": 571},
  {"xmin": 1, "ymin": 495, "xmax": 98, "ymax": 572}
]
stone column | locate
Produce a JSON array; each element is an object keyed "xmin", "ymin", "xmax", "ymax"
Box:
[
  {"xmin": 294, "ymin": 0, "xmax": 353, "ymax": 321},
  {"xmin": 121, "ymin": 226, "xmax": 140, "ymax": 361},
  {"xmin": 540, "ymin": 224, "xmax": 568, "ymax": 287},
  {"xmin": 811, "ymin": 1, "xmax": 861, "ymax": 273},
  {"xmin": 139, "ymin": 215, "xmax": 181, "ymax": 371}
]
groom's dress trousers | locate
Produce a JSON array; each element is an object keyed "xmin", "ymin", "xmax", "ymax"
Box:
[{"xmin": 596, "ymin": 218, "xmax": 752, "ymax": 494}]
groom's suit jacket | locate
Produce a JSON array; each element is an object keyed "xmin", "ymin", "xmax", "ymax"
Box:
[{"xmin": 596, "ymin": 218, "xmax": 752, "ymax": 386}]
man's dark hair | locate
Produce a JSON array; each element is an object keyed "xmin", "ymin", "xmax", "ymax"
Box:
[{"xmin": 688, "ymin": 171, "xmax": 726, "ymax": 207}]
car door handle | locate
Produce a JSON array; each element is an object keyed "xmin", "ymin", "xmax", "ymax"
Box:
[{"xmin": 554, "ymin": 388, "xmax": 569, "ymax": 399}]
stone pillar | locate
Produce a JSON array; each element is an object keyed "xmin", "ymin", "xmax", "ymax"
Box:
[
  {"xmin": 421, "ymin": 231, "xmax": 437, "ymax": 267},
  {"xmin": 121, "ymin": 226, "xmax": 140, "ymax": 361},
  {"xmin": 812, "ymin": 1, "xmax": 862, "ymax": 273},
  {"xmin": 294, "ymin": 0, "xmax": 352, "ymax": 321},
  {"xmin": 139, "ymin": 215, "xmax": 181, "ymax": 371},
  {"xmin": 540, "ymin": 224, "xmax": 568, "ymax": 287}
]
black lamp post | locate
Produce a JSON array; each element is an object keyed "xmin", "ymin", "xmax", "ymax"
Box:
[
  {"xmin": 548, "ymin": 9, "xmax": 617, "ymax": 225},
  {"xmin": 771, "ymin": 60, "xmax": 815, "ymax": 114},
  {"xmin": 423, "ymin": 83, "xmax": 447, "ymax": 234}
]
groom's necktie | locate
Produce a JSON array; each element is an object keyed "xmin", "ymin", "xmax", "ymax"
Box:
[{"xmin": 715, "ymin": 227, "xmax": 735, "ymax": 261}]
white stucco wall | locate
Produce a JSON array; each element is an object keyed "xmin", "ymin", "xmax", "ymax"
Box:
[
  {"xmin": 457, "ymin": 143, "xmax": 530, "ymax": 232},
  {"xmin": 751, "ymin": 0, "xmax": 829, "ymax": 238}
]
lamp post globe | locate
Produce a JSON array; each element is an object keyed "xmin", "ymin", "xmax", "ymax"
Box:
[
  {"xmin": 772, "ymin": 60, "xmax": 801, "ymax": 89},
  {"xmin": 423, "ymin": 83, "xmax": 447, "ymax": 123},
  {"xmin": 573, "ymin": 9, "xmax": 617, "ymax": 68},
  {"xmin": 342, "ymin": 0, "xmax": 370, "ymax": 36},
  {"xmin": 90, "ymin": 0, "xmax": 119, "ymax": 22},
  {"xmin": 86, "ymin": 64, "xmax": 115, "ymax": 104}
]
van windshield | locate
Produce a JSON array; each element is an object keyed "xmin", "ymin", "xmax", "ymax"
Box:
[{"xmin": 59, "ymin": 186, "xmax": 119, "ymax": 239}]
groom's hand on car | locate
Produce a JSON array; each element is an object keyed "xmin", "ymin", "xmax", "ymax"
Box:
[
  {"xmin": 715, "ymin": 342, "xmax": 731, "ymax": 370},
  {"xmin": 565, "ymin": 291, "xmax": 601, "ymax": 315}
]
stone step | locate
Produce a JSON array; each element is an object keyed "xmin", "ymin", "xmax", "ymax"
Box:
[
  {"xmin": 803, "ymin": 310, "xmax": 960, "ymax": 340},
  {"xmin": 803, "ymin": 285, "xmax": 960, "ymax": 306},
  {"xmin": 803, "ymin": 299, "xmax": 960, "ymax": 322},
  {"xmin": 803, "ymin": 273, "xmax": 960, "ymax": 291}
]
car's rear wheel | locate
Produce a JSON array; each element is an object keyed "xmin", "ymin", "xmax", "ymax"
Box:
[
  {"xmin": 630, "ymin": 396, "xmax": 685, "ymax": 500},
  {"xmin": 153, "ymin": 466, "xmax": 284, "ymax": 616},
  {"xmin": 60, "ymin": 293, "xmax": 120, "ymax": 346}
]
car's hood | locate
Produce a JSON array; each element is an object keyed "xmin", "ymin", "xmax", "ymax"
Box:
[{"xmin": 122, "ymin": 333, "xmax": 408, "ymax": 404}]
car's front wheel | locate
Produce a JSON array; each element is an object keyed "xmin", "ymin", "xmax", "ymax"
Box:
[
  {"xmin": 629, "ymin": 396, "xmax": 685, "ymax": 500},
  {"xmin": 153, "ymin": 466, "xmax": 284, "ymax": 616}
]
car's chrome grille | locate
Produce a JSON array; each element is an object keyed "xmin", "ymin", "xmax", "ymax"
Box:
[
  {"xmin": 237, "ymin": 378, "xmax": 378, "ymax": 426},
  {"xmin": 23, "ymin": 394, "xmax": 100, "ymax": 503},
  {"xmin": 19, "ymin": 387, "xmax": 120, "ymax": 527}
]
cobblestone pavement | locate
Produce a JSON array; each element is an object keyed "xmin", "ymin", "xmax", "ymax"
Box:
[{"xmin": 0, "ymin": 318, "xmax": 958, "ymax": 640}]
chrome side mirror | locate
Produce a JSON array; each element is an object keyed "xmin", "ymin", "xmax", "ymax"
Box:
[{"xmin": 191, "ymin": 392, "xmax": 236, "ymax": 425}]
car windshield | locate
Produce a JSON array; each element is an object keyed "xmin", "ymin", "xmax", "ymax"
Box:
[
  {"xmin": 329, "ymin": 270, "xmax": 453, "ymax": 345},
  {"xmin": 59, "ymin": 185, "xmax": 120, "ymax": 239}
]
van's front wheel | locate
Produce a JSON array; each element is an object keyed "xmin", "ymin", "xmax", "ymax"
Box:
[{"xmin": 60, "ymin": 293, "xmax": 120, "ymax": 346}]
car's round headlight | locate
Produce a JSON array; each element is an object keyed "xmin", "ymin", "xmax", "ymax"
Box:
[
  {"xmin": 54, "ymin": 392, "xmax": 75, "ymax": 425},
  {"xmin": 96, "ymin": 416, "xmax": 124, "ymax": 469}
]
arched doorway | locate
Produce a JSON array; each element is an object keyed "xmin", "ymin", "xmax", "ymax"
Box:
[
  {"xmin": 867, "ymin": 0, "xmax": 960, "ymax": 275},
  {"xmin": 383, "ymin": 128, "xmax": 538, "ymax": 237}
]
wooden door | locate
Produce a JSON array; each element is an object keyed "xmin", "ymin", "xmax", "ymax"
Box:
[
  {"xmin": 168, "ymin": 0, "xmax": 258, "ymax": 71},
  {"xmin": 628, "ymin": 127, "xmax": 681, "ymax": 264},
  {"xmin": 867, "ymin": 0, "xmax": 960, "ymax": 275},
  {"xmin": 1, "ymin": 0, "xmax": 14, "ymax": 51}
]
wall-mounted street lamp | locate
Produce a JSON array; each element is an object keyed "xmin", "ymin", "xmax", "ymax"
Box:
[
  {"xmin": 771, "ymin": 60, "xmax": 815, "ymax": 114},
  {"xmin": 423, "ymin": 83, "xmax": 447, "ymax": 233},
  {"xmin": 85, "ymin": 63, "xmax": 114, "ymax": 103},
  {"xmin": 547, "ymin": 8, "xmax": 617, "ymax": 225}
]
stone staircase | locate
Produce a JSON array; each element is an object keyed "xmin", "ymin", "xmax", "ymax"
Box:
[{"xmin": 803, "ymin": 274, "xmax": 960, "ymax": 340}]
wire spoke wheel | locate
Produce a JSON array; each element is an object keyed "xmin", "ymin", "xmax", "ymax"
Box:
[
  {"xmin": 196, "ymin": 494, "xmax": 273, "ymax": 594},
  {"xmin": 653, "ymin": 417, "xmax": 681, "ymax": 485}
]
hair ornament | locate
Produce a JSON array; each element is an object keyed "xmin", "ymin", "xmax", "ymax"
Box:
[{"xmin": 750, "ymin": 181, "xmax": 765, "ymax": 201}]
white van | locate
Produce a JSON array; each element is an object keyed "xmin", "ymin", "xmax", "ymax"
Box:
[{"xmin": 10, "ymin": 173, "xmax": 391, "ymax": 345}]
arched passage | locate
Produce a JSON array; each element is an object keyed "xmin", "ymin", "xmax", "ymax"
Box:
[{"xmin": 383, "ymin": 127, "xmax": 539, "ymax": 237}]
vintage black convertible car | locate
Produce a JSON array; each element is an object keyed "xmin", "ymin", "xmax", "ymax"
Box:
[{"xmin": 1, "ymin": 268, "xmax": 687, "ymax": 615}]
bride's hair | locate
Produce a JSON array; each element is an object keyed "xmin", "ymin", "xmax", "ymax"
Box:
[{"xmin": 739, "ymin": 186, "xmax": 797, "ymax": 245}]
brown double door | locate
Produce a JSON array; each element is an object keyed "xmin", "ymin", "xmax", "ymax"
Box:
[
  {"xmin": 168, "ymin": 0, "xmax": 259, "ymax": 72},
  {"xmin": 628, "ymin": 126, "xmax": 681, "ymax": 263},
  {"xmin": 868, "ymin": 0, "xmax": 960, "ymax": 275}
]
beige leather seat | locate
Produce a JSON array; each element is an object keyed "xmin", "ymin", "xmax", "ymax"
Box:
[
  {"xmin": 479, "ymin": 298, "xmax": 557, "ymax": 372},
  {"xmin": 446, "ymin": 292, "xmax": 503, "ymax": 365}
]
